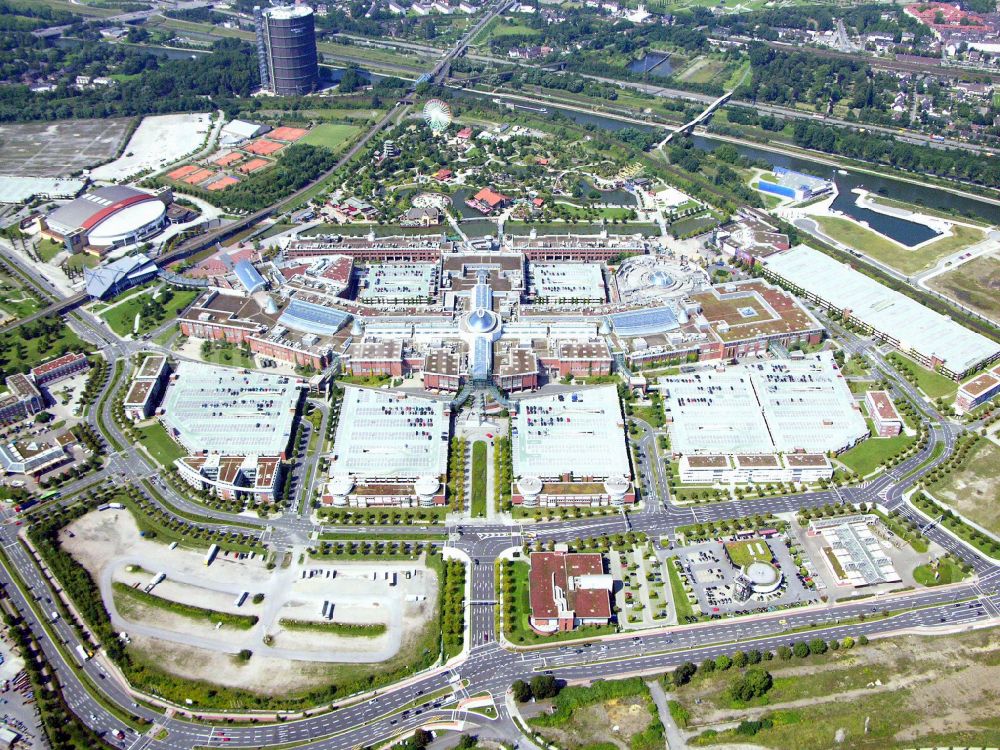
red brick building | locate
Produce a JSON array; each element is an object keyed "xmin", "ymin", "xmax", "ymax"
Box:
[
  {"xmin": 528, "ymin": 551, "xmax": 613, "ymax": 634},
  {"xmin": 865, "ymin": 390, "xmax": 903, "ymax": 437}
]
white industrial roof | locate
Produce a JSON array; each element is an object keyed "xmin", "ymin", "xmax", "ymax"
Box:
[
  {"xmin": 160, "ymin": 361, "xmax": 304, "ymax": 455},
  {"xmin": 765, "ymin": 245, "xmax": 1000, "ymax": 375},
  {"xmin": 512, "ymin": 385, "xmax": 630, "ymax": 481},
  {"xmin": 661, "ymin": 352, "xmax": 868, "ymax": 455},
  {"xmin": 0, "ymin": 175, "xmax": 86, "ymax": 203},
  {"xmin": 330, "ymin": 387, "xmax": 449, "ymax": 480}
]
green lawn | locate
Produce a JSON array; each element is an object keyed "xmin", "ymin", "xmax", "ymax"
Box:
[
  {"xmin": 0, "ymin": 318, "xmax": 87, "ymax": 382},
  {"xmin": 887, "ymin": 352, "xmax": 958, "ymax": 401},
  {"xmin": 838, "ymin": 432, "xmax": 914, "ymax": 477},
  {"xmin": 136, "ymin": 422, "xmax": 186, "ymax": 466},
  {"xmin": 100, "ymin": 287, "xmax": 198, "ymax": 338},
  {"xmin": 66, "ymin": 253, "xmax": 100, "ymax": 273},
  {"xmin": 913, "ymin": 558, "xmax": 966, "ymax": 586},
  {"xmin": 37, "ymin": 238, "xmax": 64, "ymax": 263},
  {"xmin": 814, "ymin": 216, "xmax": 984, "ymax": 276},
  {"xmin": 299, "ymin": 123, "xmax": 361, "ymax": 153},
  {"xmin": 667, "ymin": 560, "xmax": 697, "ymax": 622},
  {"xmin": 471, "ymin": 440, "xmax": 487, "ymax": 518},
  {"xmin": 0, "ymin": 282, "xmax": 41, "ymax": 320},
  {"xmin": 725, "ymin": 538, "xmax": 771, "ymax": 567},
  {"xmin": 200, "ymin": 341, "xmax": 256, "ymax": 370}
]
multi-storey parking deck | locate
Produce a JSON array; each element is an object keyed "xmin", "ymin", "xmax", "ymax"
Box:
[
  {"xmin": 330, "ymin": 387, "xmax": 449, "ymax": 481},
  {"xmin": 527, "ymin": 262, "xmax": 607, "ymax": 303},
  {"xmin": 160, "ymin": 361, "xmax": 305, "ymax": 457},
  {"xmin": 661, "ymin": 352, "xmax": 868, "ymax": 456}
]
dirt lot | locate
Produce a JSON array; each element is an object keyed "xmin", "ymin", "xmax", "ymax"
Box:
[
  {"xmin": 61, "ymin": 509, "xmax": 439, "ymax": 692},
  {"xmin": 673, "ymin": 627, "xmax": 1000, "ymax": 749},
  {"xmin": 928, "ymin": 438, "xmax": 1000, "ymax": 535},
  {"xmin": 928, "ymin": 252, "xmax": 1000, "ymax": 324},
  {"xmin": 527, "ymin": 693, "xmax": 654, "ymax": 750},
  {"xmin": 0, "ymin": 118, "xmax": 133, "ymax": 177}
]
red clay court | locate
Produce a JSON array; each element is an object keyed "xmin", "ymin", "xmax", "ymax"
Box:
[
  {"xmin": 212, "ymin": 152, "xmax": 243, "ymax": 167},
  {"xmin": 239, "ymin": 158, "xmax": 271, "ymax": 174},
  {"xmin": 182, "ymin": 168, "xmax": 216, "ymax": 185},
  {"xmin": 269, "ymin": 126, "xmax": 309, "ymax": 142},
  {"xmin": 167, "ymin": 164, "xmax": 199, "ymax": 180},
  {"xmin": 245, "ymin": 139, "xmax": 284, "ymax": 156},
  {"xmin": 206, "ymin": 175, "xmax": 240, "ymax": 191}
]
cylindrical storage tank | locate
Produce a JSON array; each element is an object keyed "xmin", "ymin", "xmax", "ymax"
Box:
[{"xmin": 260, "ymin": 5, "xmax": 319, "ymax": 96}]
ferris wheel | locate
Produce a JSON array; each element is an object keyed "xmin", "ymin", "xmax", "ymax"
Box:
[{"xmin": 423, "ymin": 99, "xmax": 453, "ymax": 133}]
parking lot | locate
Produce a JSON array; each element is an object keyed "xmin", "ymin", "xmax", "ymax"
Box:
[{"xmin": 659, "ymin": 536, "xmax": 818, "ymax": 618}]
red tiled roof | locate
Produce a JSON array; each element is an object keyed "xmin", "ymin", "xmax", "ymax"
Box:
[{"xmin": 529, "ymin": 551, "xmax": 610, "ymax": 620}]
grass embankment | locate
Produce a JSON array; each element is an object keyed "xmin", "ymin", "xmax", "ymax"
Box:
[
  {"xmin": 112, "ymin": 582, "xmax": 259, "ymax": 630},
  {"xmin": 471, "ymin": 441, "xmax": 487, "ymax": 518},
  {"xmin": 278, "ymin": 618, "xmax": 387, "ymax": 637},
  {"xmin": 136, "ymin": 422, "xmax": 186, "ymax": 466},
  {"xmin": 814, "ymin": 216, "xmax": 983, "ymax": 276},
  {"xmin": 886, "ymin": 351, "xmax": 957, "ymax": 400},
  {"xmin": 837, "ymin": 430, "xmax": 914, "ymax": 477}
]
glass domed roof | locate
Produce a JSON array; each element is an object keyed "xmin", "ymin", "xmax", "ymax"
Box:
[
  {"xmin": 466, "ymin": 307, "xmax": 497, "ymax": 333},
  {"xmin": 648, "ymin": 270, "xmax": 674, "ymax": 287}
]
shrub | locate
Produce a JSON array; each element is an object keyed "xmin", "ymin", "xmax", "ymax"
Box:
[
  {"xmin": 715, "ymin": 654, "xmax": 732, "ymax": 671},
  {"xmin": 809, "ymin": 638, "xmax": 828, "ymax": 655},
  {"xmin": 674, "ymin": 661, "xmax": 697, "ymax": 686},
  {"xmin": 729, "ymin": 668, "xmax": 773, "ymax": 703},
  {"xmin": 512, "ymin": 679, "xmax": 532, "ymax": 703},
  {"xmin": 793, "ymin": 642, "xmax": 810, "ymax": 658}
]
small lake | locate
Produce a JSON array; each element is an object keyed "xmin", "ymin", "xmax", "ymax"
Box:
[
  {"xmin": 829, "ymin": 188, "xmax": 940, "ymax": 247},
  {"xmin": 628, "ymin": 52, "xmax": 673, "ymax": 78}
]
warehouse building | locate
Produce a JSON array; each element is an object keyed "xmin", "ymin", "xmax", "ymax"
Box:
[{"xmin": 763, "ymin": 245, "xmax": 1000, "ymax": 379}]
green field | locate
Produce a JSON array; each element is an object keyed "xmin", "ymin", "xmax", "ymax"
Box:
[
  {"xmin": 912, "ymin": 558, "xmax": 967, "ymax": 586},
  {"xmin": 99, "ymin": 286, "xmax": 198, "ymax": 338},
  {"xmin": 136, "ymin": 422, "xmax": 186, "ymax": 466},
  {"xmin": 887, "ymin": 352, "xmax": 958, "ymax": 401},
  {"xmin": 299, "ymin": 123, "xmax": 362, "ymax": 153},
  {"xmin": 37, "ymin": 238, "xmax": 63, "ymax": 263},
  {"xmin": 837, "ymin": 432, "xmax": 914, "ymax": 478},
  {"xmin": 471, "ymin": 441, "xmax": 487, "ymax": 518},
  {"xmin": 814, "ymin": 216, "xmax": 984, "ymax": 276},
  {"xmin": 0, "ymin": 279, "xmax": 41, "ymax": 321},
  {"xmin": 724, "ymin": 538, "xmax": 771, "ymax": 568}
]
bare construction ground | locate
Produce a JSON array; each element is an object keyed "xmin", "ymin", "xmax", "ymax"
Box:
[
  {"xmin": 927, "ymin": 251, "xmax": 1000, "ymax": 324},
  {"xmin": 927, "ymin": 438, "xmax": 1000, "ymax": 535},
  {"xmin": 670, "ymin": 627, "xmax": 1000, "ymax": 749},
  {"xmin": 0, "ymin": 118, "xmax": 133, "ymax": 177},
  {"xmin": 61, "ymin": 509, "xmax": 439, "ymax": 694}
]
